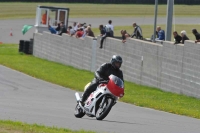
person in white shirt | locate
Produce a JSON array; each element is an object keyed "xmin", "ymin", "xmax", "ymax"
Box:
[
  {"xmin": 73, "ymin": 22, "xmax": 78, "ymax": 32},
  {"xmin": 105, "ymin": 20, "xmax": 114, "ymax": 37}
]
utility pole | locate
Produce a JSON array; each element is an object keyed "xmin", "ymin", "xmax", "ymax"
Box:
[
  {"xmin": 153, "ymin": 0, "xmax": 158, "ymax": 43},
  {"xmin": 165, "ymin": 0, "xmax": 174, "ymax": 41}
]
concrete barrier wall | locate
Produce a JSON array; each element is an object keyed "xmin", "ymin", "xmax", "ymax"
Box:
[{"xmin": 33, "ymin": 32, "xmax": 200, "ymax": 98}]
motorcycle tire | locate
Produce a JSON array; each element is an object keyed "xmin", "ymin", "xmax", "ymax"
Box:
[
  {"xmin": 95, "ymin": 98, "xmax": 114, "ymax": 120},
  {"xmin": 74, "ymin": 104, "xmax": 85, "ymax": 118}
]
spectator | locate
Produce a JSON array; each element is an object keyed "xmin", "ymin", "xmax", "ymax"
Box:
[
  {"xmin": 180, "ymin": 30, "xmax": 189, "ymax": 44},
  {"xmin": 99, "ymin": 25, "xmax": 106, "ymax": 36},
  {"xmin": 192, "ymin": 29, "xmax": 200, "ymax": 43},
  {"xmin": 121, "ymin": 30, "xmax": 130, "ymax": 43},
  {"xmin": 105, "ymin": 20, "xmax": 114, "ymax": 37},
  {"xmin": 86, "ymin": 26, "xmax": 95, "ymax": 37},
  {"xmin": 99, "ymin": 24, "xmax": 106, "ymax": 49},
  {"xmin": 156, "ymin": 26, "xmax": 165, "ymax": 40},
  {"xmin": 58, "ymin": 21, "xmax": 67, "ymax": 36},
  {"xmin": 48, "ymin": 25, "xmax": 57, "ymax": 34},
  {"xmin": 67, "ymin": 26, "xmax": 75, "ymax": 36},
  {"xmin": 131, "ymin": 22, "xmax": 143, "ymax": 40},
  {"xmin": 73, "ymin": 22, "xmax": 78, "ymax": 32},
  {"xmin": 173, "ymin": 31, "xmax": 182, "ymax": 44},
  {"xmin": 82, "ymin": 25, "xmax": 88, "ymax": 38},
  {"xmin": 75, "ymin": 28, "xmax": 84, "ymax": 38},
  {"xmin": 55, "ymin": 23, "xmax": 60, "ymax": 32},
  {"xmin": 42, "ymin": 10, "xmax": 50, "ymax": 25}
]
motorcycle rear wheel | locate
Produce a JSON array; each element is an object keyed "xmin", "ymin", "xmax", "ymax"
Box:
[
  {"xmin": 96, "ymin": 98, "xmax": 114, "ymax": 120},
  {"xmin": 74, "ymin": 104, "xmax": 85, "ymax": 118}
]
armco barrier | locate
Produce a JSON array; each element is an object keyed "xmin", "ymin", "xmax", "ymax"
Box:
[{"xmin": 33, "ymin": 32, "xmax": 200, "ymax": 98}]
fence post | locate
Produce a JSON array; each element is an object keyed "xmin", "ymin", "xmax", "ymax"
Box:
[{"xmin": 91, "ymin": 38, "xmax": 97, "ymax": 72}]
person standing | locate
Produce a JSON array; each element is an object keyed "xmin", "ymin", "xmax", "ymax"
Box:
[
  {"xmin": 105, "ymin": 20, "xmax": 114, "ymax": 37},
  {"xmin": 131, "ymin": 22, "xmax": 143, "ymax": 40}
]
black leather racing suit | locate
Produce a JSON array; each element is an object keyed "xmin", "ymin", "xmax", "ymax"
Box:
[{"xmin": 81, "ymin": 63, "xmax": 124, "ymax": 102}]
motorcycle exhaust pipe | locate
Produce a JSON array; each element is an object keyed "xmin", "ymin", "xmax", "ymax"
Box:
[{"xmin": 75, "ymin": 92, "xmax": 81, "ymax": 102}]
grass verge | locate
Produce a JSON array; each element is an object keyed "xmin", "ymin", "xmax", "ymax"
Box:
[
  {"xmin": 0, "ymin": 44, "xmax": 200, "ymax": 119},
  {"xmin": 0, "ymin": 120, "xmax": 95, "ymax": 133},
  {"xmin": 0, "ymin": 3, "xmax": 200, "ymax": 19}
]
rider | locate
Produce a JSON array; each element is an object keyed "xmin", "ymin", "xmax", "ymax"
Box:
[{"xmin": 80, "ymin": 55, "xmax": 124, "ymax": 105}]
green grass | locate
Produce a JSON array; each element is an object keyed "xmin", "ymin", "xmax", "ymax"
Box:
[
  {"xmin": 0, "ymin": 120, "xmax": 95, "ymax": 133},
  {"xmin": 0, "ymin": 45, "xmax": 93, "ymax": 91},
  {"xmin": 0, "ymin": 3, "xmax": 200, "ymax": 19},
  {"xmin": 1, "ymin": 44, "xmax": 200, "ymax": 119},
  {"xmin": 92, "ymin": 24, "xmax": 199, "ymax": 41}
]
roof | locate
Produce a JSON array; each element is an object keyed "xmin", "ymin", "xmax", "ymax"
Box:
[{"xmin": 38, "ymin": 5, "xmax": 70, "ymax": 11}]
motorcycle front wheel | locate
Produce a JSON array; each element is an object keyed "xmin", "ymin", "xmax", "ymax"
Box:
[
  {"xmin": 96, "ymin": 98, "xmax": 114, "ymax": 120},
  {"xmin": 74, "ymin": 104, "xmax": 85, "ymax": 118}
]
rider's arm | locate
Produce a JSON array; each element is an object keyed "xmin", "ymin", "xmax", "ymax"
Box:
[
  {"xmin": 119, "ymin": 70, "xmax": 124, "ymax": 82},
  {"xmin": 95, "ymin": 63, "xmax": 108, "ymax": 80}
]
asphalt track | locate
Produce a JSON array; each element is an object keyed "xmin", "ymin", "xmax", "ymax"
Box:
[
  {"xmin": 1, "ymin": 65, "xmax": 200, "ymax": 133},
  {"xmin": 0, "ymin": 17, "xmax": 200, "ymax": 43}
]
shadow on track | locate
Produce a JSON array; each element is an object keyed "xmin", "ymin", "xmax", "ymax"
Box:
[{"xmin": 82, "ymin": 118, "xmax": 146, "ymax": 125}]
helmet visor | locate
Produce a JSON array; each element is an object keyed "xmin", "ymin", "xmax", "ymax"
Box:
[{"xmin": 114, "ymin": 62, "xmax": 121, "ymax": 69}]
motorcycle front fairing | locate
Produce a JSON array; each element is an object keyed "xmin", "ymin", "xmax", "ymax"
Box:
[{"xmin": 84, "ymin": 84, "xmax": 117, "ymax": 116}]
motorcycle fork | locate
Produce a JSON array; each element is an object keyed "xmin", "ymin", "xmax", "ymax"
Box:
[
  {"xmin": 78, "ymin": 102, "xmax": 85, "ymax": 112},
  {"xmin": 99, "ymin": 96, "xmax": 106, "ymax": 108}
]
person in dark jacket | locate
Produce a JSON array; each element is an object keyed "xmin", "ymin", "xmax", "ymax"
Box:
[
  {"xmin": 181, "ymin": 30, "xmax": 189, "ymax": 44},
  {"xmin": 192, "ymin": 29, "xmax": 200, "ymax": 43},
  {"xmin": 99, "ymin": 24, "xmax": 106, "ymax": 48},
  {"xmin": 173, "ymin": 31, "xmax": 182, "ymax": 44},
  {"xmin": 80, "ymin": 55, "xmax": 124, "ymax": 105},
  {"xmin": 131, "ymin": 22, "xmax": 143, "ymax": 40},
  {"xmin": 55, "ymin": 23, "xmax": 60, "ymax": 32},
  {"xmin": 58, "ymin": 21, "xmax": 67, "ymax": 36}
]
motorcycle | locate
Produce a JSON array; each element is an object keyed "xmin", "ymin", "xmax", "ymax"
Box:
[{"xmin": 74, "ymin": 74, "xmax": 124, "ymax": 120}]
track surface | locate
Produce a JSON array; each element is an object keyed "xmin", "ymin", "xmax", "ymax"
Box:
[
  {"xmin": 0, "ymin": 17, "xmax": 200, "ymax": 43},
  {"xmin": 0, "ymin": 65, "xmax": 200, "ymax": 133}
]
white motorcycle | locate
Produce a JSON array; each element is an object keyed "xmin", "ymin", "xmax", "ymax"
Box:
[{"xmin": 74, "ymin": 74, "xmax": 124, "ymax": 120}]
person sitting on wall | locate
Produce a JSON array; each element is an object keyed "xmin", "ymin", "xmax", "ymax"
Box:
[
  {"xmin": 180, "ymin": 30, "xmax": 189, "ymax": 44},
  {"xmin": 155, "ymin": 26, "xmax": 165, "ymax": 40},
  {"xmin": 121, "ymin": 30, "xmax": 130, "ymax": 43},
  {"xmin": 99, "ymin": 24, "xmax": 106, "ymax": 49},
  {"xmin": 67, "ymin": 26, "xmax": 76, "ymax": 36},
  {"xmin": 55, "ymin": 23, "xmax": 61, "ymax": 32},
  {"xmin": 73, "ymin": 22, "xmax": 78, "ymax": 32},
  {"xmin": 86, "ymin": 26, "xmax": 95, "ymax": 37},
  {"xmin": 173, "ymin": 31, "xmax": 182, "ymax": 44},
  {"xmin": 48, "ymin": 25, "xmax": 57, "ymax": 34},
  {"xmin": 58, "ymin": 21, "xmax": 67, "ymax": 36},
  {"xmin": 192, "ymin": 29, "xmax": 200, "ymax": 43},
  {"xmin": 75, "ymin": 28, "xmax": 84, "ymax": 38}
]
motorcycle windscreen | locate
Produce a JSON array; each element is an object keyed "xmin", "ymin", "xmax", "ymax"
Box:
[{"xmin": 107, "ymin": 75, "xmax": 124, "ymax": 97}]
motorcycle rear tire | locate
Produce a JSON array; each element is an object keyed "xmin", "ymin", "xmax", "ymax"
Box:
[
  {"xmin": 74, "ymin": 104, "xmax": 85, "ymax": 118},
  {"xmin": 96, "ymin": 98, "xmax": 114, "ymax": 120}
]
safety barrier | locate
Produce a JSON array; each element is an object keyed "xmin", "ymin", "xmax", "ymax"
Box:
[{"xmin": 33, "ymin": 32, "xmax": 200, "ymax": 99}]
